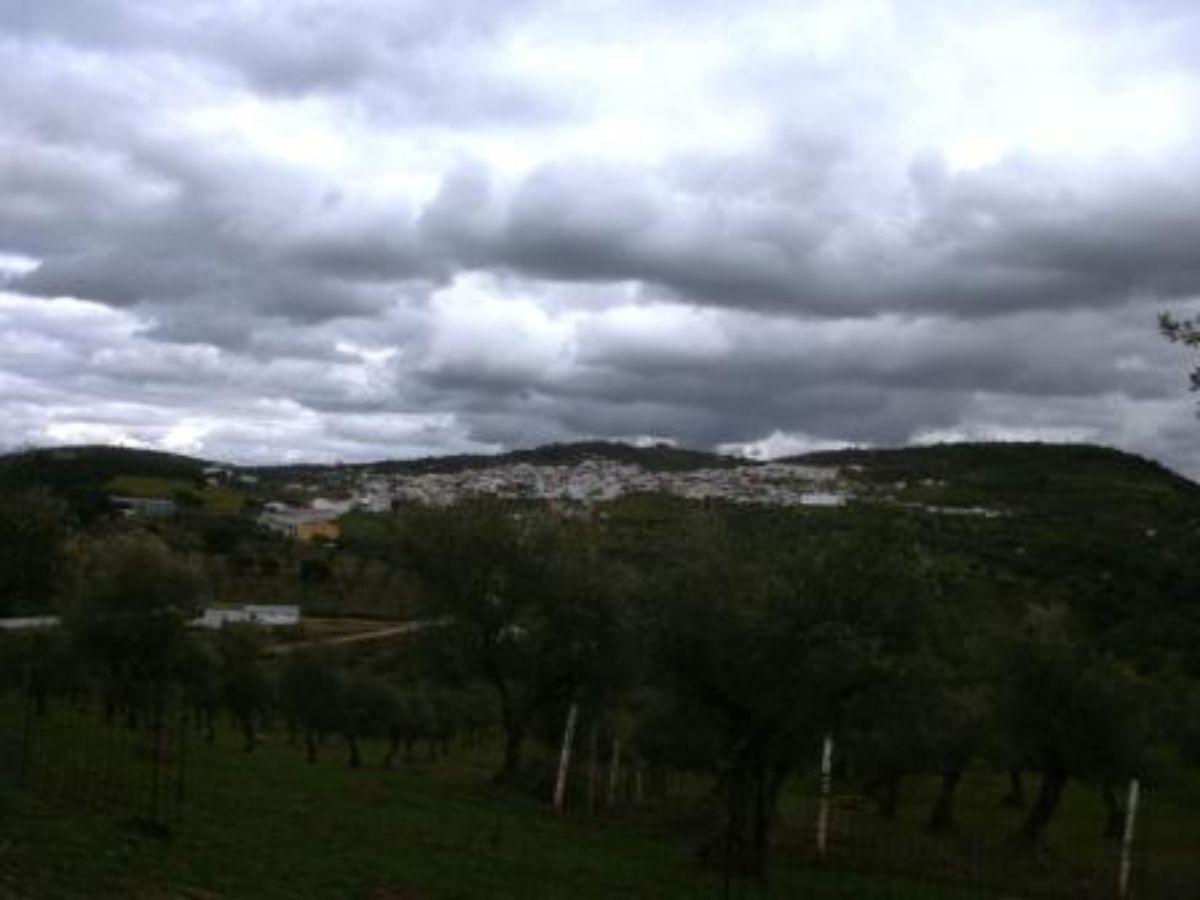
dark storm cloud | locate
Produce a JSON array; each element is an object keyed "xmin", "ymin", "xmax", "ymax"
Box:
[
  {"xmin": 421, "ymin": 146, "xmax": 1200, "ymax": 320},
  {"xmin": 3, "ymin": 0, "xmax": 1200, "ymax": 471}
]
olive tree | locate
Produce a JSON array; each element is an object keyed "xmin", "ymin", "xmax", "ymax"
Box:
[
  {"xmin": 0, "ymin": 490, "xmax": 68, "ymax": 617},
  {"xmin": 399, "ymin": 503, "xmax": 629, "ymax": 784},
  {"xmin": 998, "ymin": 605, "xmax": 1152, "ymax": 843},
  {"xmin": 650, "ymin": 512, "xmax": 926, "ymax": 876},
  {"xmin": 67, "ymin": 533, "xmax": 208, "ymax": 721}
]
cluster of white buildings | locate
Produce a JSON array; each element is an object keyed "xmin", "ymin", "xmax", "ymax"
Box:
[
  {"xmin": 0, "ymin": 605, "xmax": 301, "ymax": 632},
  {"xmin": 347, "ymin": 459, "xmax": 852, "ymax": 509},
  {"xmin": 194, "ymin": 604, "xmax": 300, "ymax": 629},
  {"xmin": 258, "ymin": 498, "xmax": 355, "ymax": 540}
]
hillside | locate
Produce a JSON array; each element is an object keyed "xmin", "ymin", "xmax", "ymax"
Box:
[
  {"xmin": 0, "ymin": 445, "xmax": 210, "ymax": 491},
  {"xmin": 0, "ymin": 445, "xmax": 215, "ymax": 517},
  {"xmin": 250, "ymin": 440, "xmax": 741, "ymax": 481},
  {"xmin": 6, "ymin": 438, "xmax": 1198, "ymax": 668},
  {"xmin": 0, "ymin": 441, "xmax": 743, "ymax": 516},
  {"xmin": 793, "ymin": 441, "xmax": 1200, "ymax": 522},
  {"xmin": 5, "ymin": 440, "xmax": 1198, "ymax": 521},
  {"xmin": 782, "ymin": 442, "xmax": 1200, "ymax": 673}
]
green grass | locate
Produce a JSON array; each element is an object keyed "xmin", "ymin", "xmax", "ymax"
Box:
[
  {"xmin": 1, "ymin": 702, "xmax": 1196, "ymax": 899},
  {"xmin": 2, "ymin": 722, "xmax": 725, "ymax": 899},
  {"xmin": 105, "ymin": 476, "xmax": 244, "ymax": 514}
]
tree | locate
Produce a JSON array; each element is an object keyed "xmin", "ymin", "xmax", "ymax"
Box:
[
  {"xmin": 844, "ymin": 655, "xmax": 944, "ymax": 820},
  {"xmin": 299, "ymin": 557, "xmax": 333, "ymax": 585},
  {"xmin": 997, "ymin": 605, "xmax": 1151, "ymax": 843},
  {"xmin": 378, "ymin": 683, "xmax": 425, "ymax": 767},
  {"xmin": 279, "ymin": 650, "xmax": 344, "ymax": 763},
  {"xmin": 843, "ymin": 652, "xmax": 992, "ymax": 831},
  {"xmin": 0, "ymin": 490, "xmax": 69, "ymax": 616},
  {"xmin": 67, "ymin": 533, "xmax": 208, "ymax": 716},
  {"xmin": 217, "ymin": 625, "xmax": 274, "ymax": 752},
  {"xmin": 1160, "ymin": 312, "xmax": 1200, "ymax": 397},
  {"xmin": 177, "ymin": 636, "xmax": 222, "ymax": 742},
  {"xmin": 650, "ymin": 511, "xmax": 926, "ymax": 876},
  {"xmin": 397, "ymin": 503, "xmax": 586, "ymax": 783},
  {"xmin": 338, "ymin": 669, "xmax": 383, "ymax": 768},
  {"xmin": 850, "ymin": 564, "xmax": 1004, "ymax": 834}
]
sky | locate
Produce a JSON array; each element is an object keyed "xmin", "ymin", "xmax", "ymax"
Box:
[{"xmin": 4, "ymin": 0, "xmax": 1200, "ymax": 473}]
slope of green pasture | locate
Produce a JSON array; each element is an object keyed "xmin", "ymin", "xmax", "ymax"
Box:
[{"xmin": 1, "ymin": 700, "xmax": 1195, "ymax": 900}]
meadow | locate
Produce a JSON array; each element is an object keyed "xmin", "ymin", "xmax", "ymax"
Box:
[{"xmin": 2, "ymin": 699, "xmax": 1196, "ymax": 900}]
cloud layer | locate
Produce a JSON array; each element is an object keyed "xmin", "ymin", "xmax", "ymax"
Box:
[{"xmin": 3, "ymin": 0, "xmax": 1200, "ymax": 472}]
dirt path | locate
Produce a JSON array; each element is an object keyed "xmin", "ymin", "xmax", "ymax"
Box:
[{"xmin": 267, "ymin": 618, "xmax": 448, "ymax": 655}]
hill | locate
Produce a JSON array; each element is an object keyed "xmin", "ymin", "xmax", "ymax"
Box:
[
  {"xmin": 783, "ymin": 442, "xmax": 1200, "ymax": 674},
  {"xmin": 250, "ymin": 440, "xmax": 742, "ymax": 481},
  {"xmin": 792, "ymin": 441, "xmax": 1200, "ymax": 522},
  {"xmin": 0, "ymin": 445, "xmax": 212, "ymax": 515},
  {"xmin": 0, "ymin": 445, "xmax": 210, "ymax": 492},
  {"xmin": 5, "ymin": 440, "xmax": 1198, "ymax": 521},
  {"xmin": 3, "ymin": 437, "xmax": 1199, "ymax": 673},
  {"xmin": 0, "ymin": 441, "xmax": 741, "ymax": 515}
]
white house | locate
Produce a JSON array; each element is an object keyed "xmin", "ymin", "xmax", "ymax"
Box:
[
  {"xmin": 193, "ymin": 604, "xmax": 301, "ymax": 629},
  {"xmin": 0, "ymin": 615, "xmax": 61, "ymax": 630}
]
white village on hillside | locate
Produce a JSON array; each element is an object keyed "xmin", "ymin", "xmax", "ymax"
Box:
[{"xmin": 256, "ymin": 458, "xmax": 853, "ymax": 538}]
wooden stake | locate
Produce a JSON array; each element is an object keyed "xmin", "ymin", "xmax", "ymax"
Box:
[
  {"xmin": 1117, "ymin": 778, "xmax": 1140, "ymax": 899},
  {"xmin": 553, "ymin": 702, "xmax": 579, "ymax": 814},
  {"xmin": 816, "ymin": 733, "xmax": 834, "ymax": 857}
]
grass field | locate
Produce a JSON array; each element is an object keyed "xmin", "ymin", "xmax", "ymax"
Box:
[
  {"xmin": 1, "ymin": 699, "xmax": 1197, "ymax": 900},
  {"xmin": 104, "ymin": 475, "xmax": 245, "ymax": 514}
]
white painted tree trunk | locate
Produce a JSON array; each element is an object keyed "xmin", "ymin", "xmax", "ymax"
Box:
[
  {"xmin": 1117, "ymin": 778, "xmax": 1140, "ymax": 899},
  {"xmin": 553, "ymin": 701, "xmax": 580, "ymax": 814},
  {"xmin": 816, "ymin": 733, "xmax": 834, "ymax": 857}
]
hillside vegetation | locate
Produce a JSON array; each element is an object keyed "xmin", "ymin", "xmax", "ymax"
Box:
[
  {"xmin": 0, "ymin": 446, "xmax": 207, "ymax": 495},
  {"xmin": 796, "ymin": 442, "xmax": 1200, "ymax": 521}
]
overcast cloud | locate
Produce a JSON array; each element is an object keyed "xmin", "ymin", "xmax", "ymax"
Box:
[{"xmin": 3, "ymin": 0, "xmax": 1200, "ymax": 473}]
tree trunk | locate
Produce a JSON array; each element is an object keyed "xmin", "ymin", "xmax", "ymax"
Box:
[
  {"xmin": 608, "ymin": 732, "xmax": 622, "ymax": 807},
  {"xmin": 494, "ymin": 721, "xmax": 526, "ymax": 784},
  {"xmin": 753, "ymin": 764, "xmax": 790, "ymax": 877},
  {"xmin": 1101, "ymin": 779, "xmax": 1125, "ymax": 841},
  {"xmin": 305, "ymin": 729, "xmax": 318, "ymax": 763},
  {"xmin": 1000, "ymin": 767, "xmax": 1025, "ymax": 808},
  {"xmin": 346, "ymin": 733, "xmax": 361, "ymax": 768},
  {"xmin": 1018, "ymin": 767, "xmax": 1067, "ymax": 843},
  {"xmin": 586, "ymin": 719, "xmax": 598, "ymax": 814},
  {"xmin": 382, "ymin": 734, "xmax": 399, "ymax": 769},
  {"xmin": 877, "ymin": 771, "xmax": 901, "ymax": 819},
  {"xmin": 716, "ymin": 747, "xmax": 782, "ymax": 880},
  {"xmin": 650, "ymin": 767, "xmax": 669, "ymax": 800},
  {"xmin": 240, "ymin": 718, "xmax": 256, "ymax": 753},
  {"xmin": 927, "ymin": 768, "xmax": 963, "ymax": 833},
  {"xmin": 490, "ymin": 675, "xmax": 528, "ymax": 784},
  {"xmin": 751, "ymin": 762, "xmax": 771, "ymax": 871}
]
